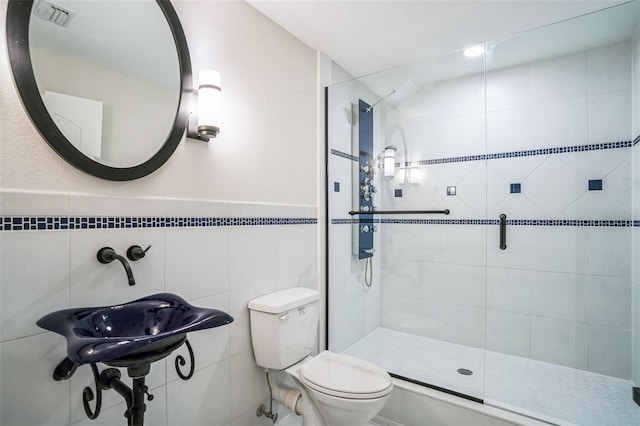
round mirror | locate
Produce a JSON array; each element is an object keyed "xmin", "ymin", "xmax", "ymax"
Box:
[{"xmin": 6, "ymin": 0, "xmax": 192, "ymax": 180}]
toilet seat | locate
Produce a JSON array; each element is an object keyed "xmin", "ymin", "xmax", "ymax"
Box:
[{"xmin": 299, "ymin": 351, "xmax": 392, "ymax": 400}]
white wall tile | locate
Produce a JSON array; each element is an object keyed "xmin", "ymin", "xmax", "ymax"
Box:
[
  {"xmin": 0, "ymin": 333, "xmax": 70, "ymax": 426},
  {"xmin": 228, "ymin": 227, "xmax": 276, "ymax": 291},
  {"xmin": 229, "ymin": 351, "xmax": 269, "ymax": 419},
  {"xmin": 530, "ymin": 52, "xmax": 587, "ymax": 104},
  {"xmin": 588, "ymin": 90, "xmax": 632, "ymax": 144},
  {"xmin": 0, "ymin": 190, "xmax": 69, "ymax": 216},
  {"xmin": 486, "ymin": 64, "xmax": 530, "ymax": 112},
  {"xmin": 487, "ymin": 107, "xmax": 531, "ymax": 153},
  {"xmin": 439, "ymin": 113, "xmax": 485, "ymax": 158},
  {"xmin": 588, "ymin": 276, "xmax": 631, "ymax": 329},
  {"xmin": 530, "ymin": 226, "xmax": 589, "ymax": 274},
  {"xmin": 440, "ymin": 264, "xmax": 485, "ymax": 308},
  {"xmin": 386, "ymin": 224, "xmax": 441, "ymax": 263},
  {"xmin": 69, "ymin": 194, "xmax": 164, "ymax": 217},
  {"xmin": 0, "ymin": 231, "xmax": 70, "ymax": 342},
  {"xmin": 440, "ymin": 225, "xmax": 486, "ymax": 266},
  {"xmin": 486, "ymin": 309, "xmax": 531, "ymax": 358},
  {"xmin": 164, "ymin": 198, "xmax": 232, "ymax": 217},
  {"xmin": 531, "ymin": 271, "xmax": 588, "ymax": 323},
  {"xmin": 589, "ymin": 227, "xmax": 631, "ymax": 278},
  {"xmin": 165, "ymin": 227, "xmax": 229, "ymax": 300},
  {"xmin": 587, "ymin": 41, "xmax": 632, "ymax": 95},
  {"xmin": 439, "ymin": 303, "xmax": 484, "ymax": 348},
  {"xmin": 530, "ymin": 97, "xmax": 588, "ymax": 149},
  {"xmin": 275, "ymin": 225, "xmax": 317, "ymax": 283},
  {"xmin": 486, "ymin": 267, "xmax": 531, "ymax": 315},
  {"xmin": 530, "ymin": 317, "xmax": 588, "ymax": 369},
  {"xmin": 588, "ymin": 326, "xmax": 631, "ymax": 379},
  {"xmin": 524, "ymin": 156, "xmax": 587, "ymax": 218},
  {"xmin": 167, "ymin": 359, "xmax": 230, "ymax": 426},
  {"xmin": 486, "ymin": 225, "xmax": 533, "ymax": 270},
  {"xmin": 69, "ymin": 229, "xmax": 165, "ymax": 307}
]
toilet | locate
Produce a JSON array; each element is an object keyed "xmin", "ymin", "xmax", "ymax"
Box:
[{"xmin": 248, "ymin": 288, "xmax": 392, "ymax": 426}]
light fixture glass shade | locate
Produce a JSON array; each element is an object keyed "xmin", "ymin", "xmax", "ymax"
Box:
[
  {"xmin": 197, "ymin": 69, "xmax": 221, "ymax": 138},
  {"xmin": 383, "ymin": 148, "xmax": 395, "ymax": 177}
]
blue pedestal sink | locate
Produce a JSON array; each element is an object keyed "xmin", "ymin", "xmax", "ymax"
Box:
[{"xmin": 37, "ymin": 293, "xmax": 233, "ymax": 425}]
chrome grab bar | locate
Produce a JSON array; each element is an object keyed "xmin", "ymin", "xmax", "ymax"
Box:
[{"xmin": 499, "ymin": 214, "xmax": 507, "ymax": 250}]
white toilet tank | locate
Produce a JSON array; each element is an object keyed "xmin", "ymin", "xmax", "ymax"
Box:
[{"xmin": 248, "ymin": 288, "xmax": 319, "ymax": 370}]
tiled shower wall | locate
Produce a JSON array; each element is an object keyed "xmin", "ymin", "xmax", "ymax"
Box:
[
  {"xmin": 327, "ymin": 64, "xmax": 383, "ymax": 353},
  {"xmin": 378, "ymin": 41, "xmax": 635, "ymax": 379},
  {"xmin": 0, "ymin": 190, "xmax": 317, "ymax": 426}
]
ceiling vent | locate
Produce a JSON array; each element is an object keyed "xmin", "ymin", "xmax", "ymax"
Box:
[{"xmin": 33, "ymin": 0, "xmax": 75, "ymax": 28}]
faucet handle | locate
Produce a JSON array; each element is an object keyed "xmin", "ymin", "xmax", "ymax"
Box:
[
  {"xmin": 97, "ymin": 247, "xmax": 116, "ymax": 264},
  {"xmin": 127, "ymin": 245, "xmax": 151, "ymax": 261}
]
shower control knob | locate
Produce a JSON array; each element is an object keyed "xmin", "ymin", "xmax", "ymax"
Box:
[
  {"xmin": 361, "ymin": 164, "xmax": 372, "ymax": 174},
  {"xmin": 361, "ymin": 226, "xmax": 371, "ymax": 233}
]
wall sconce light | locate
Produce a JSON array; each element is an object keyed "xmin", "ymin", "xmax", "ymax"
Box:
[
  {"xmin": 187, "ymin": 69, "xmax": 221, "ymax": 141},
  {"xmin": 382, "ymin": 146, "xmax": 397, "ymax": 177}
]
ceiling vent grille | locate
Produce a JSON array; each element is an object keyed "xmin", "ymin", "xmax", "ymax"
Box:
[{"xmin": 33, "ymin": 0, "xmax": 75, "ymax": 28}]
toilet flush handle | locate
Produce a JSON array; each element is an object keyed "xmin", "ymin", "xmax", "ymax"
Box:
[{"xmin": 279, "ymin": 313, "xmax": 289, "ymax": 321}]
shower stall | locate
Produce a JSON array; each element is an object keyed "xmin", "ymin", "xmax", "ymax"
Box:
[{"xmin": 326, "ymin": 2, "xmax": 640, "ymax": 425}]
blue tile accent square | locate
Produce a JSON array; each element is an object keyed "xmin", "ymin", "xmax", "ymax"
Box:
[
  {"xmin": 334, "ymin": 182, "xmax": 340, "ymax": 192},
  {"xmin": 395, "ymin": 189, "xmax": 403, "ymax": 198},
  {"xmin": 510, "ymin": 183, "xmax": 521, "ymax": 193},
  {"xmin": 589, "ymin": 179, "xmax": 603, "ymax": 191},
  {"xmin": 447, "ymin": 186, "xmax": 456, "ymax": 196}
]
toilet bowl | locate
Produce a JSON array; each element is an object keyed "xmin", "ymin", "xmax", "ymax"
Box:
[
  {"xmin": 248, "ymin": 288, "xmax": 393, "ymax": 426},
  {"xmin": 286, "ymin": 351, "xmax": 393, "ymax": 426}
]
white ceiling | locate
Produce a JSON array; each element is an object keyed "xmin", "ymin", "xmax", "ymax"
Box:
[{"xmin": 247, "ymin": 0, "xmax": 635, "ymax": 79}]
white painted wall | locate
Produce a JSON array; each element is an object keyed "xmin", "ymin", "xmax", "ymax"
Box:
[{"xmin": 1, "ymin": 0, "xmax": 318, "ymax": 206}]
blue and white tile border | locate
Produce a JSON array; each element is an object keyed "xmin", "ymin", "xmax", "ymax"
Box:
[
  {"xmin": 332, "ymin": 218, "xmax": 637, "ymax": 227},
  {"xmin": 331, "ymin": 140, "xmax": 635, "ymax": 165},
  {"xmin": 1, "ymin": 216, "xmax": 317, "ymax": 232}
]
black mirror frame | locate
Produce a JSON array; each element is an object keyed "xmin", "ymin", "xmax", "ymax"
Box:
[{"xmin": 6, "ymin": 0, "xmax": 193, "ymax": 181}]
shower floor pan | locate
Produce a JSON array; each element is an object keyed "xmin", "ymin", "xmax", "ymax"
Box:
[{"xmin": 342, "ymin": 328, "xmax": 640, "ymax": 426}]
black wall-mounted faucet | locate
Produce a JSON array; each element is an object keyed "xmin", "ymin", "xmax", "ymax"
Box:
[
  {"xmin": 97, "ymin": 247, "xmax": 136, "ymax": 286},
  {"xmin": 127, "ymin": 245, "xmax": 151, "ymax": 261}
]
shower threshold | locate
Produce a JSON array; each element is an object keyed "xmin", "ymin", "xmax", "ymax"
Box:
[{"xmin": 342, "ymin": 328, "xmax": 640, "ymax": 426}]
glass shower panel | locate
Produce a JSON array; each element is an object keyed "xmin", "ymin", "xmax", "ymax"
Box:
[
  {"xmin": 327, "ymin": 46, "xmax": 489, "ymax": 401},
  {"xmin": 483, "ymin": 3, "xmax": 640, "ymax": 424},
  {"xmin": 328, "ymin": 2, "xmax": 640, "ymax": 424}
]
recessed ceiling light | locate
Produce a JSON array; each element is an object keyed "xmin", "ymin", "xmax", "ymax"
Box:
[{"xmin": 463, "ymin": 44, "xmax": 485, "ymax": 58}]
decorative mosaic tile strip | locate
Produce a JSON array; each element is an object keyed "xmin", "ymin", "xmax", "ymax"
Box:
[
  {"xmin": 0, "ymin": 216, "xmax": 317, "ymax": 231},
  {"xmin": 332, "ymin": 141, "xmax": 633, "ymax": 166},
  {"xmin": 332, "ymin": 218, "xmax": 635, "ymax": 227},
  {"xmin": 331, "ymin": 218, "xmax": 380, "ymax": 224},
  {"xmin": 330, "ymin": 149, "xmax": 359, "ymax": 162},
  {"xmin": 634, "ymin": 134, "xmax": 640, "ymax": 146},
  {"xmin": 417, "ymin": 141, "xmax": 632, "ymax": 166},
  {"xmin": 381, "ymin": 219, "xmax": 498, "ymax": 225}
]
